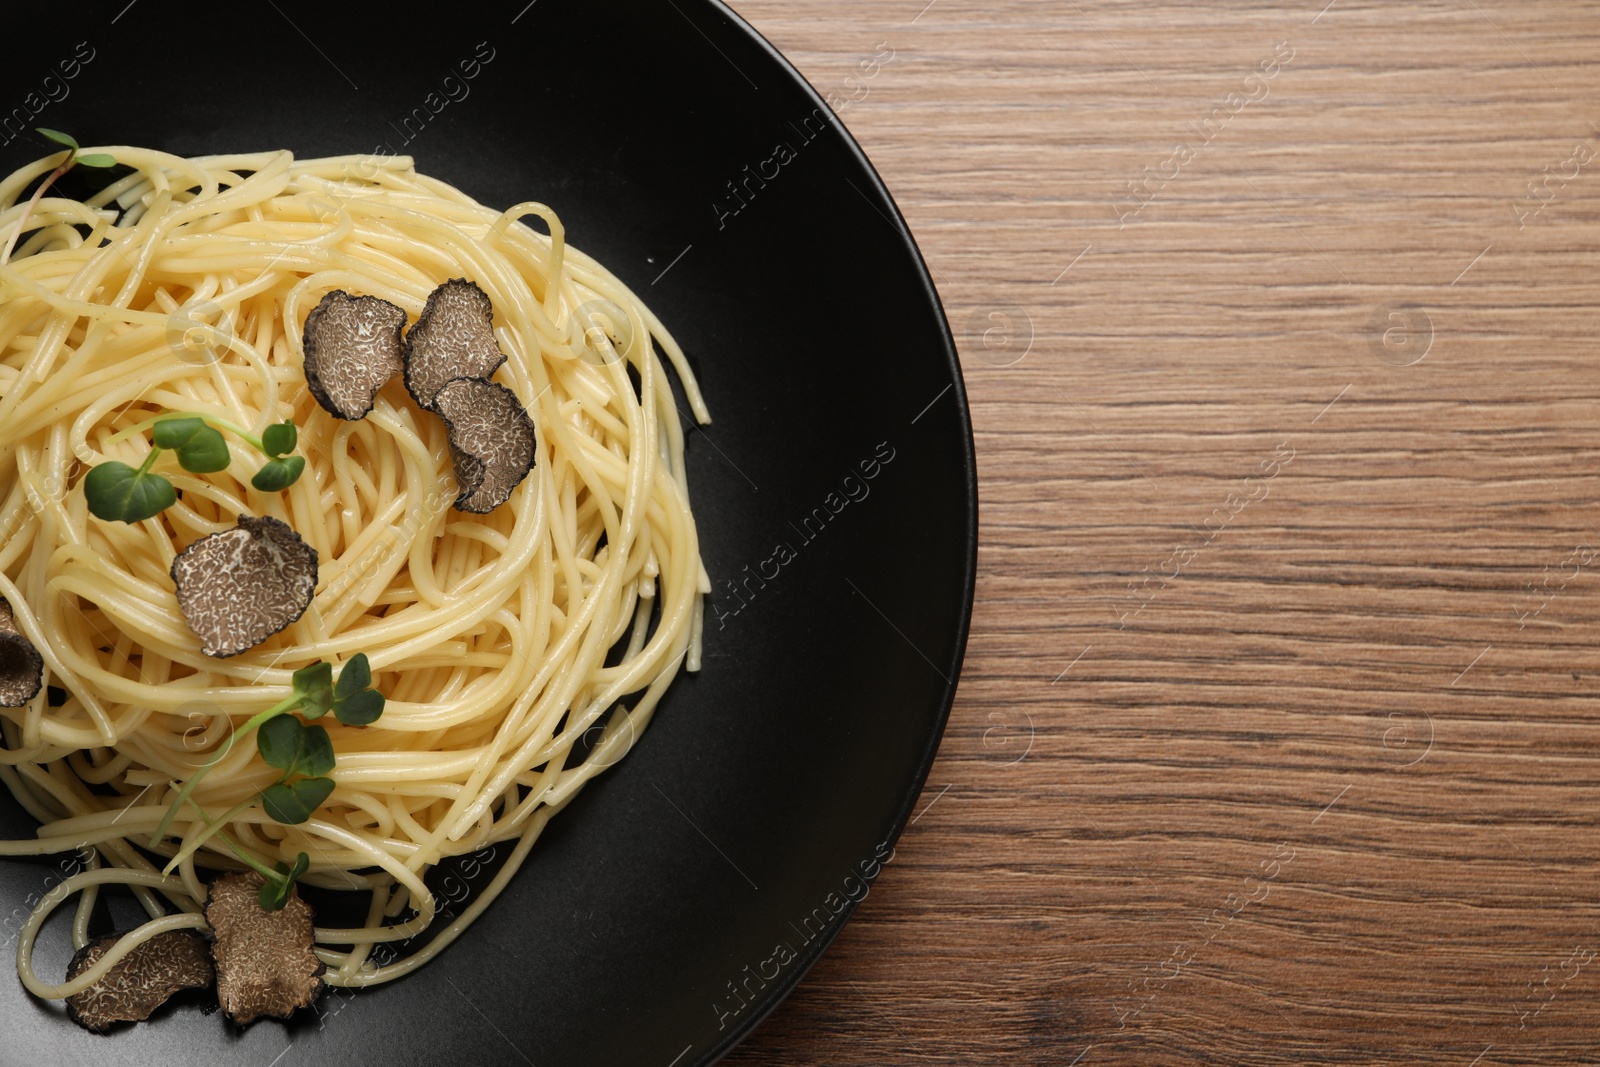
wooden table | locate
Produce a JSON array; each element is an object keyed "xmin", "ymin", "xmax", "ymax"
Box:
[{"xmin": 722, "ymin": 2, "xmax": 1600, "ymax": 1063}]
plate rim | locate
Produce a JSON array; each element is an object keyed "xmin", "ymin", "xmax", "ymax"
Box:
[
  {"xmin": 688, "ymin": 3, "xmax": 979, "ymax": 1063},
  {"xmin": 0, "ymin": 4, "xmax": 979, "ymax": 1060}
]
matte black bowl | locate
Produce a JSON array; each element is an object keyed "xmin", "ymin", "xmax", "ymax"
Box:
[{"xmin": 0, "ymin": 2, "xmax": 975, "ymax": 1063}]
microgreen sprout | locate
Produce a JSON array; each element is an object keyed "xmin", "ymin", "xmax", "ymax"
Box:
[
  {"xmin": 38, "ymin": 128, "xmax": 115, "ymax": 168},
  {"xmin": 0, "ymin": 129, "xmax": 115, "ymax": 264},
  {"xmin": 256, "ymin": 852, "xmax": 312, "ymax": 912},
  {"xmin": 151, "ymin": 416, "xmax": 230, "ymax": 472},
  {"xmin": 154, "ymin": 654, "xmax": 385, "ymax": 894},
  {"xmin": 252, "ymin": 420, "xmax": 306, "ymax": 492},
  {"xmin": 82, "ymin": 449, "xmax": 176, "ymax": 525},
  {"xmin": 85, "ymin": 413, "xmax": 305, "ymax": 523},
  {"xmin": 256, "ymin": 714, "xmax": 336, "ymax": 824},
  {"xmin": 179, "ymin": 797, "xmax": 312, "ymax": 911}
]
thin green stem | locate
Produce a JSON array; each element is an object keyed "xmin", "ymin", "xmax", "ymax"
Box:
[
  {"xmin": 237, "ymin": 695, "xmax": 304, "ymax": 737},
  {"xmin": 107, "ymin": 410, "xmax": 264, "ymax": 451},
  {"xmin": 106, "ymin": 412, "xmax": 172, "ymax": 444},
  {"xmin": 151, "ymin": 692, "xmax": 302, "ymax": 842},
  {"xmin": 211, "ymin": 826, "xmax": 283, "ymax": 884},
  {"xmin": 207, "ymin": 416, "xmax": 262, "ymax": 450},
  {"xmin": 0, "ymin": 154, "xmax": 71, "ymax": 265},
  {"xmin": 162, "ymin": 795, "xmax": 256, "ymax": 875}
]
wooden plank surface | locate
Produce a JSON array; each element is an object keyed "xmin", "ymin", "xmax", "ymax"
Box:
[{"xmin": 721, "ymin": 1, "xmax": 1600, "ymax": 1063}]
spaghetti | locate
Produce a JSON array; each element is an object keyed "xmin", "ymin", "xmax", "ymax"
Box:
[{"xmin": 0, "ymin": 146, "xmax": 709, "ymax": 1002}]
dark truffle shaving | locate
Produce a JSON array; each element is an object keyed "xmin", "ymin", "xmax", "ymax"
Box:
[
  {"xmin": 64, "ymin": 929, "xmax": 215, "ymax": 1032},
  {"xmin": 204, "ymin": 871, "xmax": 325, "ymax": 1026},
  {"xmin": 301, "ymin": 290, "xmax": 408, "ymax": 420},
  {"xmin": 403, "ymin": 278, "xmax": 507, "ymax": 409},
  {"xmin": 170, "ymin": 516, "xmax": 319, "ymax": 658},
  {"xmin": 434, "ymin": 378, "xmax": 538, "ymax": 513},
  {"xmin": 0, "ymin": 597, "xmax": 44, "ymax": 707}
]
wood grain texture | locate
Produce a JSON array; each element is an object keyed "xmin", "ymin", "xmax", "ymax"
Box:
[{"xmin": 720, "ymin": 1, "xmax": 1600, "ymax": 1064}]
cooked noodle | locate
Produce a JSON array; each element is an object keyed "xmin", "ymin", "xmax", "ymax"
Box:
[{"xmin": 0, "ymin": 147, "xmax": 709, "ymax": 998}]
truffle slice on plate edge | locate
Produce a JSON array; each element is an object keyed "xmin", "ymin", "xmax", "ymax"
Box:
[
  {"xmin": 64, "ymin": 929, "xmax": 215, "ymax": 1032},
  {"xmin": 301, "ymin": 290, "xmax": 408, "ymax": 420},
  {"xmin": 403, "ymin": 279, "xmax": 507, "ymax": 409},
  {"xmin": 204, "ymin": 871, "xmax": 325, "ymax": 1026},
  {"xmin": 0, "ymin": 596, "xmax": 44, "ymax": 707},
  {"xmin": 170, "ymin": 516, "xmax": 319, "ymax": 658},
  {"xmin": 434, "ymin": 377, "xmax": 538, "ymax": 514}
]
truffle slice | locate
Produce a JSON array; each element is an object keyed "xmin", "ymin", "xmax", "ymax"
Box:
[
  {"xmin": 64, "ymin": 929, "xmax": 215, "ymax": 1033},
  {"xmin": 203, "ymin": 871, "xmax": 325, "ymax": 1026},
  {"xmin": 301, "ymin": 290, "xmax": 407, "ymax": 420},
  {"xmin": 170, "ymin": 516, "xmax": 319, "ymax": 658},
  {"xmin": 403, "ymin": 279, "xmax": 507, "ymax": 409},
  {"xmin": 434, "ymin": 378, "xmax": 537, "ymax": 513},
  {"xmin": 0, "ymin": 597, "xmax": 44, "ymax": 707}
]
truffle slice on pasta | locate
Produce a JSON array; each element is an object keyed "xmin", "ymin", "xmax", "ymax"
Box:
[
  {"xmin": 434, "ymin": 378, "xmax": 537, "ymax": 513},
  {"xmin": 403, "ymin": 279, "xmax": 507, "ymax": 409},
  {"xmin": 301, "ymin": 290, "xmax": 407, "ymax": 420},
  {"xmin": 0, "ymin": 597, "xmax": 43, "ymax": 707},
  {"xmin": 170, "ymin": 516, "xmax": 319, "ymax": 658}
]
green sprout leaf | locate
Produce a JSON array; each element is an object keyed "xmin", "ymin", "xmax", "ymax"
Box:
[
  {"xmin": 35, "ymin": 129, "xmax": 111, "ymax": 167},
  {"xmin": 261, "ymin": 421, "xmax": 297, "ymax": 458},
  {"xmin": 293, "ymin": 661, "xmax": 334, "ymax": 719},
  {"xmin": 255, "ymin": 715, "xmax": 335, "ymax": 778},
  {"xmin": 178, "ymin": 431, "xmax": 229, "ymax": 472},
  {"xmin": 261, "ymin": 776, "xmax": 335, "ymax": 825},
  {"xmin": 336, "ymin": 688, "xmax": 384, "ymax": 726},
  {"xmin": 331, "ymin": 653, "xmax": 385, "ymax": 726},
  {"xmin": 255, "ymin": 714, "xmax": 299, "ymax": 770},
  {"xmin": 334, "ymin": 653, "xmax": 372, "ymax": 699},
  {"xmin": 259, "ymin": 852, "xmax": 311, "ymax": 911},
  {"xmin": 152, "ymin": 417, "xmax": 230, "ymax": 473},
  {"xmin": 83, "ymin": 460, "xmax": 176, "ymax": 523},
  {"xmin": 149, "ymin": 416, "xmax": 203, "ymax": 449},
  {"xmin": 36, "ymin": 128, "xmax": 79, "ymax": 151},
  {"xmin": 251, "ymin": 455, "xmax": 305, "ymax": 492},
  {"xmin": 300, "ymin": 727, "xmax": 336, "ymax": 777},
  {"xmin": 253, "ymin": 421, "xmax": 303, "ymax": 492}
]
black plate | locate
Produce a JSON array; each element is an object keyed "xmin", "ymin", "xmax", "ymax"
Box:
[{"xmin": 0, "ymin": 2, "xmax": 975, "ymax": 1063}]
